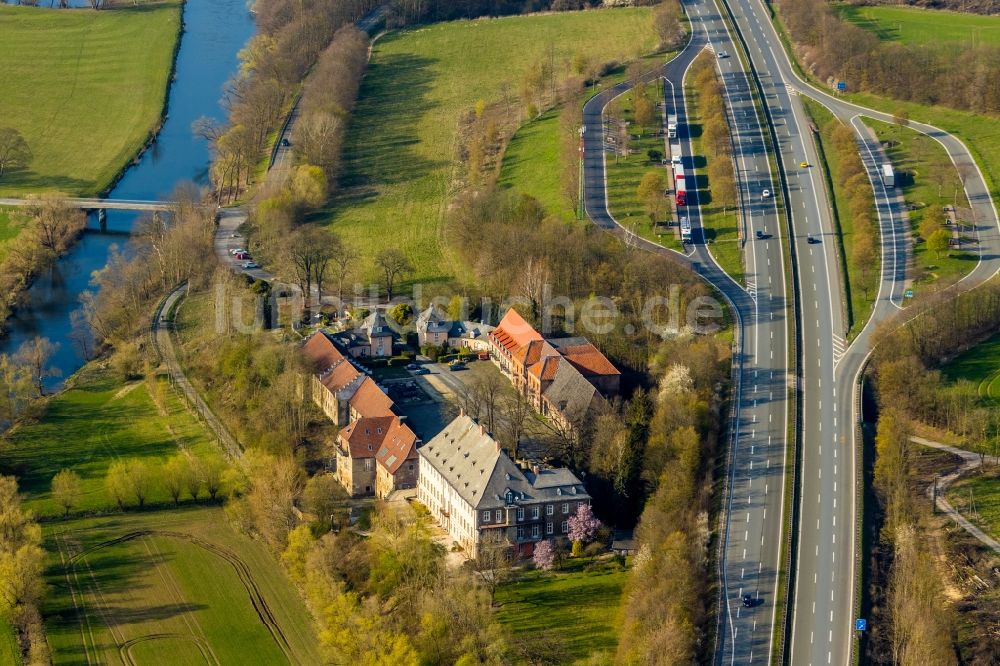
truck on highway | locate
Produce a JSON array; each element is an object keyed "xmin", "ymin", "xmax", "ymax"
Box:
[
  {"xmin": 667, "ymin": 113, "xmax": 678, "ymax": 139},
  {"xmin": 670, "ymin": 142, "xmax": 682, "ymax": 164},
  {"xmin": 680, "ymin": 216, "xmax": 691, "ymax": 243},
  {"xmin": 882, "ymin": 163, "xmax": 894, "ymax": 187},
  {"xmin": 675, "ymin": 165, "xmax": 687, "ymax": 206}
]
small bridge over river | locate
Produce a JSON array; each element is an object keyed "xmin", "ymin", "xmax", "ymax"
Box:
[{"xmin": 0, "ymin": 197, "xmax": 178, "ymax": 213}]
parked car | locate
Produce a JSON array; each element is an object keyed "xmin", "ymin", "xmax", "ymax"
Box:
[
  {"xmin": 229, "ymin": 248, "xmax": 245, "ymax": 255},
  {"xmin": 234, "ymin": 252, "xmax": 250, "ymax": 260},
  {"xmin": 406, "ymin": 363, "xmax": 419, "ymax": 371},
  {"xmin": 477, "ymin": 352, "xmax": 489, "ymax": 361},
  {"xmin": 242, "ymin": 261, "xmax": 259, "ymax": 269},
  {"xmin": 413, "ymin": 367, "xmax": 430, "ymax": 375},
  {"xmin": 448, "ymin": 362, "xmax": 466, "ymax": 371},
  {"xmin": 762, "ymin": 189, "xmax": 771, "ymax": 198}
]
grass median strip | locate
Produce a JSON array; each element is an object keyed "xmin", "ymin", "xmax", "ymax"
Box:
[{"xmin": 0, "ymin": 1, "xmax": 182, "ymax": 196}]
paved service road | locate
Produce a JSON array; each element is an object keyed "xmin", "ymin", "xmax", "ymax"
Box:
[
  {"xmin": 582, "ymin": 1, "xmax": 790, "ymax": 663},
  {"xmin": 717, "ymin": 0, "xmax": 1000, "ymax": 663}
]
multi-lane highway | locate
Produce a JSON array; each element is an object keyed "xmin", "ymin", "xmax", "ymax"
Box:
[
  {"xmin": 582, "ymin": 1, "xmax": 790, "ymax": 662},
  {"xmin": 716, "ymin": 0, "xmax": 1000, "ymax": 663},
  {"xmin": 582, "ymin": 0, "xmax": 1000, "ymax": 663}
]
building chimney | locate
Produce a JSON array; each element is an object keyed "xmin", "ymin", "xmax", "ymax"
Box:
[
  {"xmin": 531, "ymin": 464, "xmax": 540, "ymax": 476},
  {"xmin": 480, "ymin": 423, "xmax": 487, "ymax": 437},
  {"xmin": 459, "ymin": 406, "xmax": 465, "ymax": 418}
]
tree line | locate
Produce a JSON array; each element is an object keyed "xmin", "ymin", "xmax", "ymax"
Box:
[
  {"xmin": 689, "ymin": 50, "xmax": 738, "ymax": 217},
  {"xmin": 0, "ymin": 476, "xmax": 48, "ymax": 666},
  {"xmin": 778, "ymin": 0, "xmax": 1000, "ymax": 114},
  {"xmin": 206, "ymin": 0, "xmax": 377, "ymax": 203},
  {"xmin": 827, "ymin": 121, "xmax": 879, "ymax": 305}
]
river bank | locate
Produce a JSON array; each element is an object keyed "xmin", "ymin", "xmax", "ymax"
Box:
[{"xmin": 0, "ymin": 0, "xmax": 256, "ymax": 389}]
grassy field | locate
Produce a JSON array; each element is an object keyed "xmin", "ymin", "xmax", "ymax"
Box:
[
  {"xmin": 0, "ymin": 363, "xmax": 227, "ymax": 518},
  {"xmin": 946, "ymin": 471, "xmax": 1000, "ymax": 542},
  {"xmin": 941, "ymin": 331, "xmax": 1000, "ymax": 405},
  {"xmin": 866, "ymin": 117, "xmax": 978, "ymax": 293},
  {"xmin": 329, "ymin": 8, "xmax": 657, "ymax": 286},
  {"xmin": 0, "ymin": 616, "xmax": 19, "ymax": 666},
  {"xmin": 498, "ymin": 109, "xmax": 576, "ymax": 220},
  {"xmin": 833, "ymin": 4, "xmax": 1000, "ymax": 50},
  {"xmin": 495, "ymin": 557, "xmax": 628, "ymax": 664},
  {"xmin": 0, "ymin": 1, "xmax": 181, "ymax": 197},
  {"xmin": 44, "ymin": 507, "xmax": 320, "ymax": 665},
  {"xmin": 801, "ymin": 98, "xmax": 874, "ymax": 337},
  {"xmin": 0, "ymin": 207, "xmax": 26, "ymax": 263},
  {"xmin": 603, "ymin": 85, "xmax": 685, "ymax": 253}
]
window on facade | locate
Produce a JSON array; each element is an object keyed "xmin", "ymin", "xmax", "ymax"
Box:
[
  {"xmin": 532, "ymin": 506, "xmax": 540, "ymax": 519},
  {"xmin": 546, "ymin": 504, "xmax": 554, "ymax": 516},
  {"xmin": 531, "ymin": 525, "xmax": 540, "ymax": 538},
  {"xmin": 365, "ymin": 459, "xmax": 373, "ymax": 471},
  {"xmin": 546, "ymin": 522, "xmax": 553, "ymax": 535},
  {"xmin": 495, "ymin": 509, "xmax": 502, "ymax": 522},
  {"xmin": 516, "ymin": 508, "xmax": 524, "ymax": 521},
  {"xmin": 482, "ymin": 510, "xmax": 490, "ymax": 523},
  {"xmin": 562, "ymin": 503, "xmax": 569, "ymax": 514},
  {"xmin": 516, "ymin": 526, "xmax": 525, "ymax": 539},
  {"xmin": 561, "ymin": 521, "xmax": 568, "ymax": 533}
]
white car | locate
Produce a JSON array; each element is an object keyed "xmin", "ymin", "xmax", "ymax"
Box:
[
  {"xmin": 762, "ymin": 189, "xmax": 771, "ymax": 198},
  {"xmin": 230, "ymin": 248, "xmax": 245, "ymax": 255},
  {"xmin": 717, "ymin": 50, "xmax": 728, "ymax": 59},
  {"xmin": 242, "ymin": 261, "xmax": 259, "ymax": 269}
]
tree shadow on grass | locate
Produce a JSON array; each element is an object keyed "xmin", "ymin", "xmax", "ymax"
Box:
[
  {"xmin": 0, "ymin": 170, "xmax": 95, "ymax": 198},
  {"xmin": 336, "ymin": 53, "xmax": 442, "ymax": 197}
]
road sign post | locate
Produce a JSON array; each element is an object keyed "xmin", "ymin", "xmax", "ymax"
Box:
[{"xmin": 855, "ymin": 619, "xmax": 867, "ymax": 632}]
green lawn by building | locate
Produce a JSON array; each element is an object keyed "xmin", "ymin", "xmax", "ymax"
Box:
[
  {"xmin": 329, "ymin": 8, "xmax": 657, "ymax": 286},
  {"xmin": 43, "ymin": 507, "xmax": 320, "ymax": 665},
  {"xmin": 1, "ymin": 363, "xmax": 227, "ymax": 518},
  {"xmin": 941, "ymin": 331, "xmax": 1000, "ymax": 405},
  {"xmin": 833, "ymin": 4, "xmax": 1000, "ymax": 50},
  {"xmin": 495, "ymin": 558, "xmax": 628, "ymax": 664},
  {"xmin": 0, "ymin": 1, "xmax": 181, "ymax": 196}
]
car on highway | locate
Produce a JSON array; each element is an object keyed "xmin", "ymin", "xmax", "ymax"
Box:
[
  {"xmin": 241, "ymin": 261, "xmax": 259, "ymax": 269},
  {"xmin": 280, "ymin": 138, "xmax": 290, "ymax": 147},
  {"xmin": 762, "ymin": 189, "xmax": 771, "ymax": 198},
  {"xmin": 807, "ymin": 235, "xmax": 819, "ymax": 244},
  {"xmin": 800, "ymin": 161, "xmax": 810, "ymax": 168},
  {"xmin": 756, "ymin": 230, "xmax": 765, "ymax": 240},
  {"xmin": 717, "ymin": 50, "xmax": 728, "ymax": 58},
  {"xmin": 742, "ymin": 594, "xmax": 753, "ymax": 608}
]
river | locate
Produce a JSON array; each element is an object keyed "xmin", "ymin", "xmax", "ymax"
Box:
[{"xmin": 0, "ymin": 0, "xmax": 255, "ymax": 389}]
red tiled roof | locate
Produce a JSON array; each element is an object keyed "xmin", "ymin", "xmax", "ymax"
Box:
[
  {"xmin": 490, "ymin": 309, "xmax": 542, "ymax": 354},
  {"xmin": 348, "ymin": 377, "xmax": 394, "ymax": 417},
  {"xmin": 302, "ymin": 333, "xmax": 345, "ymax": 373},
  {"xmin": 375, "ymin": 419, "xmax": 419, "ymax": 474},
  {"xmin": 321, "ymin": 361, "xmax": 362, "ymax": 392},
  {"xmin": 339, "ymin": 415, "xmax": 397, "ymax": 458},
  {"xmin": 528, "ymin": 355, "xmax": 561, "ymax": 382},
  {"xmin": 558, "ymin": 343, "xmax": 621, "ymax": 377}
]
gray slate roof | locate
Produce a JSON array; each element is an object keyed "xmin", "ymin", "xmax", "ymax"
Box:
[
  {"xmin": 419, "ymin": 414, "xmax": 588, "ymax": 511},
  {"xmin": 542, "ymin": 361, "xmax": 600, "ymax": 422}
]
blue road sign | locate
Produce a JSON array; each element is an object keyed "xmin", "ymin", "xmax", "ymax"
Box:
[
  {"xmin": 837, "ymin": 81, "xmax": 847, "ymax": 91},
  {"xmin": 856, "ymin": 619, "xmax": 867, "ymax": 632}
]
